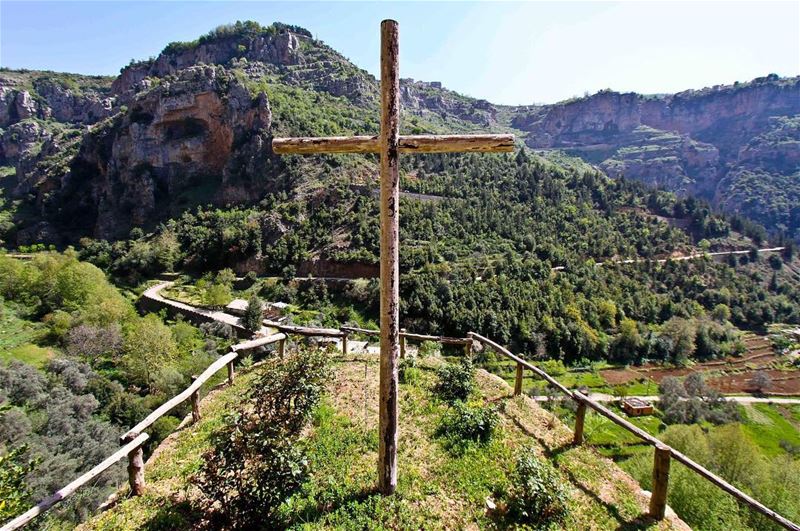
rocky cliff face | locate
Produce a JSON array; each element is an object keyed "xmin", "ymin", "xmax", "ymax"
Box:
[
  {"xmin": 35, "ymin": 66, "xmax": 274, "ymax": 241},
  {"xmin": 1, "ymin": 21, "xmax": 798, "ymax": 246},
  {"xmin": 511, "ymin": 75, "xmax": 800, "ymax": 236}
]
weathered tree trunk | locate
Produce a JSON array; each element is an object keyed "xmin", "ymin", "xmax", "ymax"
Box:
[
  {"xmin": 127, "ymin": 443, "xmax": 145, "ymax": 496},
  {"xmin": 514, "ymin": 363, "xmax": 524, "ymax": 396},
  {"xmin": 378, "ymin": 18, "xmax": 401, "ymax": 496},
  {"xmin": 573, "ymin": 401, "xmax": 587, "ymax": 445},
  {"xmin": 649, "ymin": 443, "xmax": 671, "ymax": 519},
  {"xmin": 190, "ymin": 376, "xmax": 200, "ymax": 424}
]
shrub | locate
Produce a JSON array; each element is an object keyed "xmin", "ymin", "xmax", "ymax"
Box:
[
  {"xmin": 398, "ymin": 357, "xmax": 419, "ymax": 385},
  {"xmin": 508, "ymin": 449, "xmax": 569, "ymax": 527},
  {"xmin": 437, "ymin": 401, "xmax": 498, "ymax": 444},
  {"xmin": 0, "ymin": 445, "xmax": 38, "ymax": 521},
  {"xmin": 194, "ymin": 348, "xmax": 331, "ymax": 527},
  {"xmin": 433, "ymin": 357, "xmax": 474, "ymax": 402},
  {"xmin": 418, "ymin": 340, "xmax": 440, "ymax": 358}
]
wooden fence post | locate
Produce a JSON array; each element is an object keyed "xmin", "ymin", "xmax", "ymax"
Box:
[
  {"xmin": 279, "ymin": 337, "xmax": 286, "ymax": 358},
  {"xmin": 227, "ymin": 360, "xmax": 234, "ymax": 385},
  {"xmin": 343, "ymin": 334, "xmax": 349, "ymax": 355},
  {"xmin": 122, "ymin": 434, "xmax": 145, "ymax": 496},
  {"xmin": 514, "ymin": 363, "xmax": 523, "ymax": 396},
  {"xmin": 464, "ymin": 338, "xmax": 472, "ymax": 358},
  {"xmin": 649, "ymin": 443, "xmax": 671, "ymax": 519},
  {"xmin": 573, "ymin": 400, "xmax": 587, "ymax": 445},
  {"xmin": 400, "ymin": 328, "xmax": 406, "ymax": 359},
  {"xmin": 190, "ymin": 376, "xmax": 200, "ymax": 424}
]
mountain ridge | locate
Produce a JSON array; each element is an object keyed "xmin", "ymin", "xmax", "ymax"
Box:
[{"xmin": 0, "ymin": 20, "xmax": 798, "ymax": 246}]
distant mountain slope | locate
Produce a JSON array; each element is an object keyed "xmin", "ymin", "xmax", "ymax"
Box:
[
  {"xmin": 0, "ymin": 20, "xmax": 797, "ymax": 245},
  {"xmin": 510, "ymin": 76, "xmax": 800, "ymax": 238}
]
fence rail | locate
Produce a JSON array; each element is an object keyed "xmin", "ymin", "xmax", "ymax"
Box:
[
  {"xmin": 469, "ymin": 332, "xmax": 800, "ymax": 531},
  {"xmin": 1, "ymin": 433, "xmax": 150, "ymax": 531},
  {"xmin": 5, "ymin": 322, "xmax": 799, "ymax": 531},
  {"xmin": 1, "ymin": 332, "xmax": 288, "ymax": 531}
]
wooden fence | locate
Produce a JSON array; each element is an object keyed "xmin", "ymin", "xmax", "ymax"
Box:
[
  {"xmin": 4, "ymin": 325, "xmax": 798, "ymax": 531},
  {"xmin": 0, "ymin": 332, "xmax": 288, "ymax": 531},
  {"xmin": 466, "ymin": 331, "xmax": 800, "ymax": 531}
]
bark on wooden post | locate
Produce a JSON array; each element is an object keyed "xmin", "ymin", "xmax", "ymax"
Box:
[
  {"xmin": 227, "ymin": 360, "xmax": 234, "ymax": 385},
  {"xmin": 342, "ymin": 334, "xmax": 348, "ymax": 355},
  {"xmin": 121, "ymin": 434, "xmax": 145, "ymax": 496},
  {"xmin": 399, "ymin": 328, "xmax": 406, "ymax": 359},
  {"xmin": 573, "ymin": 401, "xmax": 587, "ymax": 445},
  {"xmin": 649, "ymin": 443, "xmax": 671, "ymax": 519},
  {"xmin": 514, "ymin": 362, "xmax": 524, "ymax": 396},
  {"xmin": 464, "ymin": 338, "xmax": 472, "ymax": 358},
  {"xmin": 190, "ymin": 376, "xmax": 200, "ymax": 424},
  {"xmin": 278, "ymin": 337, "xmax": 286, "ymax": 358},
  {"xmin": 378, "ymin": 18, "xmax": 401, "ymax": 496}
]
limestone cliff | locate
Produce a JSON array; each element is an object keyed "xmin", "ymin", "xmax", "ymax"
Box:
[
  {"xmin": 46, "ymin": 65, "xmax": 273, "ymax": 240},
  {"xmin": 1, "ymin": 21, "xmax": 798, "ymax": 245},
  {"xmin": 512, "ymin": 75, "xmax": 800, "ymax": 235}
]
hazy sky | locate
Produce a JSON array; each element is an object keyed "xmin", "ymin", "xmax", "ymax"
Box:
[{"xmin": 1, "ymin": 1, "xmax": 798, "ymax": 105}]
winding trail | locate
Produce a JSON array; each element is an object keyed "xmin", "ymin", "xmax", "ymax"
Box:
[{"xmin": 141, "ymin": 281, "xmax": 275, "ymax": 337}]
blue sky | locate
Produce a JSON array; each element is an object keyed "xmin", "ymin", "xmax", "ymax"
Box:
[{"xmin": 1, "ymin": 1, "xmax": 798, "ymax": 105}]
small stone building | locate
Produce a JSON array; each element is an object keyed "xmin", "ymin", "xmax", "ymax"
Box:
[{"xmin": 621, "ymin": 397, "xmax": 654, "ymax": 416}]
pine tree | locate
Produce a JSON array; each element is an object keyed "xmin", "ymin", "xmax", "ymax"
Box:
[{"xmin": 242, "ymin": 294, "xmax": 264, "ymax": 333}]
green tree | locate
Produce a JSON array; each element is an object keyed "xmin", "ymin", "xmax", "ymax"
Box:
[
  {"xmin": 123, "ymin": 314, "xmax": 178, "ymax": 389},
  {"xmin": 0, "ymin": 445, "xmax": 37, "ymax": 521},
  {"xmin": 242, "ymin": 294, "xmax": 264, "ymax": 333},
  {"xmin": 203, "ymin": 283, "xmax": 232, "ymax": 309}
]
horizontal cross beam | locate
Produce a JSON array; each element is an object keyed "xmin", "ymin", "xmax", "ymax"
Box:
[{"xmin": 272, "ymin": 134, "xmax": 514, "ymax": 154}]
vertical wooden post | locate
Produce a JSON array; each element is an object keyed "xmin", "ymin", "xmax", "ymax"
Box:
[
  {"xmin": 400, "ymin": 328, "xmax": 407, "ymax": 359},
  {"xmin": 343, "ymin": 334, "xmax": 349, "ymax": 355},
  {"xmin": 464, "ymin": 338, "xmax": 472, "ymax": 358},
  {"xmin": 649, "ymin": 444, "xmax": 671, "ymax": 519},
  {"xmin": 514, "ymin": 362, "xmax": 524, "ymax": 396},
  {"xmin": 378, "ymin": 18, "xmax": 400, "ymax": 496},
  {"xmin": 279, "ymin": 337, "xmax": 286, "ymax": 358},
  {"xmin": 573, "ymin": 401, "xmax": 587, "ymax": 445},
  {"xmin": 227, "ymin": 360, "xmax": 234, "ymax": 385},
  {"xmin": 190, "ymin": 376, "xmax": 200, "ymax": 424},
  {"xmin": 124, "ymin": 435, "xmax": 145, "ymax": 496}
]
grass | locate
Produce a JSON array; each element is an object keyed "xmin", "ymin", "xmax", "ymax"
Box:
[
  {"xmin": 81, "ymin": 351, "xmax": 685, "ymax": 530},
  {"xmin": 0, "ymin": 301, "xmax": 52, "ymax": 367},
  {"xmin": 160, "ymin": 284, "xmax": 205, "ymax": 307},
  {"xmin": 0, "ymin": 344, "xmax": 54, "ymax": 367},
  {"xmin": 740, "ymin": 403, "xmax": 800, "ymax": 457},
  {"xmin": 483, "ymin": 359, "xmax": 658, "ymax": 397}
]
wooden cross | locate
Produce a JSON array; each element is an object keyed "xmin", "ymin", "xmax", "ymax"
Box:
[{"xmin": 272, "ymin": 19, "xmax": 513, "ymax": 495}]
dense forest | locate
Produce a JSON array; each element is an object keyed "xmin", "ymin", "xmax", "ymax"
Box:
[{"xmin": 75, "ymin": 147, "xmax": 800, "ymax": 364}]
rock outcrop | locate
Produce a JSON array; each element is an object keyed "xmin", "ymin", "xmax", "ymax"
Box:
[
  {"xmin": 46, "ymin": 65, "xmax": 274, "ymax": 240},
  {"xmin": 512, "ymin": 75, "xmax": 800, "ymax": 235},
  {"xmin": 1, "ymin": 21, "xmax": 798, "ymax": 245}
]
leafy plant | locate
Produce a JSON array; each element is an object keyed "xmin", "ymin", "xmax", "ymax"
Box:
[
  {"xmin": 398, "ymin": 357, "xmax": 419, "ymax": 385},
  {"xmin": 436, "ymin": 401, "xmax": 498, "ymax": 445},
  {"xmin": 194, "ymin": 347, "xmax": 331, "ymax": 527},
  {"xmin": 0, "ymin": 445, "xmax": 38, "ymax": 520},
  {"xmin": 433, "ymin": 357, "xmax": 475, "ymax": 403},
  {"xmin": 507, "ymin": 448, "xmax": 570, "ymax": 527}
]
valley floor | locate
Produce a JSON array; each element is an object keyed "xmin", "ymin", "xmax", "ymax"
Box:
[{"xmin": 79, "ymin": 353, "xmax": 687, "ymax": 530}]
